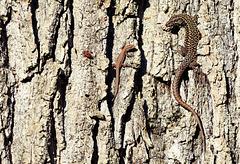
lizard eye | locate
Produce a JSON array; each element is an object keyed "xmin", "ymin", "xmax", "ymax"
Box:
[{"xmin": 175, "ymin": 19, "xmax": 184, "ymax": 25}]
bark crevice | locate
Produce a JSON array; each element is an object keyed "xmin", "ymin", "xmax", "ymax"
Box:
[
  {"xmin": 30, "ymin": 0, "xmax": 40, "ymax": 73},
  {"xmin": 91, "ymin": 120, "xmax": 99, "ymax": 164}
]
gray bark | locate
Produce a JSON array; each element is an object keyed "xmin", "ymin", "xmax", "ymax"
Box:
[{"xmin": 0, "ymin": 0, "xmax": 239, "ymax": 163}]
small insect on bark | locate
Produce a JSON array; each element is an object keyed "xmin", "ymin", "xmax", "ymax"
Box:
[{"xmin": 82, "ymin": 50, "xmax": 93, "ymax": 59}]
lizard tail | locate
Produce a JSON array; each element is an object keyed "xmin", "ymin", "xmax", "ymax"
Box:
[
  {"xmin": 112, "ymin": 69, "xmax": 120, "ymax": 102},
  {"xmin": 172, "ymin": 65, "xmax": 206, "ymax": 152},
  {"xmin": 173, "ymin": 91, "xmax": 206, "ymax": 152}
]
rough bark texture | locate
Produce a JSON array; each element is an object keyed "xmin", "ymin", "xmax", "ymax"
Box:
[{"xmin": 0, "ymin": 0, "xmax": 239, "ymax": 163}]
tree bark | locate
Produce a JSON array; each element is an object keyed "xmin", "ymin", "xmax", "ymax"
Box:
[{"xmin": 0, "ymin": 0, "xmax": 239, "ymax": 163}]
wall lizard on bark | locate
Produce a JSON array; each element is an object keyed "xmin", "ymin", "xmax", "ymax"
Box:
[
  {"xmin": 165, "ymin": 13, "xmax": 206, "ymax": 153},
  {"xmin": 112, "ymin": 43, "xmax": 135, "ymax": 102}
]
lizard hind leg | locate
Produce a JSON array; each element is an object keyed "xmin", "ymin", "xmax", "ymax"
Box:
[
  {"xmin": 121, "ymin": 63, "xmax": 132, "ymax": 67},
  {"xmin": 189, "ymin": 58, "xmax": 200, "ymax": 69}
]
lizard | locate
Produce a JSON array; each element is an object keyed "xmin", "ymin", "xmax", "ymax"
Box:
[
  {"xmin": 165, "ymin": 13, "xmax": 206, "ymax": 152},
  {"xmin": 112, "ymin": 43, "xmax": 135, "ymax": 102}
]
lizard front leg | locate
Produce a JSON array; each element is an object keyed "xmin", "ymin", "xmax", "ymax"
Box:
[
  {"xmin": 177, "ymin": 45, "xmax": 188, "ymax": 57},
  {"xmin": 126, "ymin": 52, "xmax": 134, "ymax": 57}
]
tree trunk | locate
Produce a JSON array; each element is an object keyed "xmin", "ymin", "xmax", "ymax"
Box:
[{"xmin": 0, "ymin": 0, "xmax": 239, "ymax": 163}]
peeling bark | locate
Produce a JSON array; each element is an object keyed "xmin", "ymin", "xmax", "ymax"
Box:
[{"xmin": 0, "ymin": 0, "xmax": 239, "ymax": 163}]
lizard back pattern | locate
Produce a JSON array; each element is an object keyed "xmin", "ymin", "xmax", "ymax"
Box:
[{"xmin": 166, "ymin": 13, "xmax": 206, "ymax": 153}]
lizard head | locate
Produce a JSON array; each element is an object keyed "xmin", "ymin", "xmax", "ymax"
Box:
[
  {"xmin": 165, "ymin": 15, "xmax": 186, "ymax": 28},
  {"xmin": 124, "ymin": 45, "xmax": 135, "ymax": 51}
]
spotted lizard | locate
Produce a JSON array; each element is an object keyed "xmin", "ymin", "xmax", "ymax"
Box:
[
  {"xmin": 165, "ymin": 13, "xmax": 206, "ymax": 152},
  {"xmin": 112, "ymin": 43, "xmax": 135, "ymax": 102}
]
